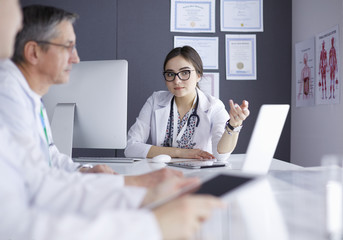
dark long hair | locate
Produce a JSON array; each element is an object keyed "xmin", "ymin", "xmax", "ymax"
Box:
[{"xmin": 163, "ymin": 46, "xmax": 203, "ymax": 78}]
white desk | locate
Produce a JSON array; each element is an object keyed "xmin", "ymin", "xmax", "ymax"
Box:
[
  {"xmin": 96, "ymin": 154, "xmax": 302, "ymax": 178},
  {"xmin": 80, "ymin": 155, "xmax": 337, "ymax": 240}
]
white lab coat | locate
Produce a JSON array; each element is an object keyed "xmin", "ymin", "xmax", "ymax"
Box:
[
  {"xmin": 0, "ymin": 126, "xmax": 162, "ymax": 240},
  {"xmin": 0, "ymin": 59, "xmax": 79, "ymax": 172},
  {"xmin": 125, "ymin": 89, "xmax": 231, "ymax": 161},
  {"xmin": 0, "ymin": 60, "xmax": 163, "ymax": 238}
]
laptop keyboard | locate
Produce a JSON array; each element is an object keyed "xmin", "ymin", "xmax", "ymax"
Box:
[{"xmin": 169, "ymin": 161, "xmax": 214, "ymax": 167}]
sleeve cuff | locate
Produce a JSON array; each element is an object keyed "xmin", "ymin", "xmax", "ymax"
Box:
[{"xmin": 215, "ymin": 152, "xmax": 231, "ymax": 162}]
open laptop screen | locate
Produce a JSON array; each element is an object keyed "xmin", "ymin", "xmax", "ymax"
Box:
[{"xmin": 242, "ymin": 104, "xmax": 290, "ymax": 175}]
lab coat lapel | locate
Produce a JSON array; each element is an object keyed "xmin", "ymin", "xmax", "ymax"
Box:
[
  {"xmin": 154, "ymin": 94, "xmax": 173, "ymax": 146},
  {"xmin": 197, "ymin": 89, "xmax": 211, "ymax": 118},
  {"xmin": 192, "ymin": 89, "xmax": 211, "ymax": 142}
]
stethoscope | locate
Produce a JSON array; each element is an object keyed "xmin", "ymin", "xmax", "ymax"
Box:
[{"xmin": 167, "ymin": 91, "xmax": 200, "ymax": 147}]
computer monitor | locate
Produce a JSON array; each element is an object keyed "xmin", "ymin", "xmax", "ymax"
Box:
[{"xmin": 43, "ymin": 60, "xmax": 128, "ymax": 157}]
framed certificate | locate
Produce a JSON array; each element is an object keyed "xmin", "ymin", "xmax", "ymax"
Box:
[
  {"xmin": 221, "ymin": 0, "xmax": 263, "ymax": 32},
  {"xmin": 225, "ymin": 34, "xmax": 257, "ymax": 80},
  {"xmin": 171, "ymin": 0, "xmax": 215, "ymax": 33}
]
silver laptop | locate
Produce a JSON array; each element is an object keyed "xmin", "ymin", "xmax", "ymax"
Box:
[{"xmin": 241, "ymin": 104, "xmax": 290, "ymax": 175}]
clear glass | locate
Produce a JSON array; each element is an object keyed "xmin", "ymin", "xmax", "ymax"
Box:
[{"xmin": 321, "ymin": 155, "xmax": 343, "ymax": 240}]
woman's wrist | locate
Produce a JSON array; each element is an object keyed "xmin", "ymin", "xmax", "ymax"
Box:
[
  {"xmin": 174, "ymin": 147, "xmax": 182, "ymax": 158},
  {"xmin": 225, "ymin": 125, "xmax": 238, "ymax": 135},
  {"xmin": 225, "ymin": 120, "xmax": 243, "ymax": 133},
  {"xmin": 228, "ymin": 119, "xmax": 241, "ymax": 128}
]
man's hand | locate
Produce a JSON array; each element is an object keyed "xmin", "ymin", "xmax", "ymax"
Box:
[
  {"xmin": 124, "ymin": 168, "xmax": 183, "ymax": 188},
  {"xmin": 140, "ymin": 177, "xmax": 200, "ymax": 207},
  {"xmin": 79, "ymin": 164, "xmax": 118, "ymax": 174},
  {"xmin": 153, "ymin": 195, "xmax": 224, "ymax": 239}
]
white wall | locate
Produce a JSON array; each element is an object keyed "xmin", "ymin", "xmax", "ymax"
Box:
[{"xmin": 292, "ymin": 0, "xmax": 343, "ymax": 166}]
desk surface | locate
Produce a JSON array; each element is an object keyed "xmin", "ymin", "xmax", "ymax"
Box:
[
  {"xmin": 95, "ymin": 154, "xmax": 302, "ymax": 178},
  {"xmin": 79, "ymin": 154, "xmax": 335, "ymax": 240}
]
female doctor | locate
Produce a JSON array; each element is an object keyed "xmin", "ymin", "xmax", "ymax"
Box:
[{"xmin": 125, "ymin": 46, "xmax": 250, "ymax": 161}]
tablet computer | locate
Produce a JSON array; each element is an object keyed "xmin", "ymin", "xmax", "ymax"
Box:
[
  {"xmin": 194, "ymin": 174, "xmax": 254, "ymax": 196},
  {"xmin": 145, "ymin": 173, "xmax": 256, "ymax": 209}
]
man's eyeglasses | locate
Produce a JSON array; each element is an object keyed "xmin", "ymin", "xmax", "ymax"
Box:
[
  {"xmin": 163, "ymin": 69, "xmax": 195, "ymax": 82},
  {"xmin": 36, "ymin": 41, "xmax": 77, "ymax": 55}
]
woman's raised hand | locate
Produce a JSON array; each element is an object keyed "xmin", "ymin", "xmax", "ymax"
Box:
[{"xmin": 228, "ymin": 100, "xmax": 250, "ymax": 127}]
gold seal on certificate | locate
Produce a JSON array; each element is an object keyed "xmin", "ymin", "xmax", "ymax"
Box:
[
  {"xmin": 237, "ymin": 62, "xmax": 244, "ymax": 70},
  {"xmin": 190, "ymin": 21, "xmax": 196, "ymax": 27}
]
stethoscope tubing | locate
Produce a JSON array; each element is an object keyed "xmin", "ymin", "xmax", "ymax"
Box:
[{"xmin": 168, "ymin": 92, "xmax": 200, "ymax": 147}]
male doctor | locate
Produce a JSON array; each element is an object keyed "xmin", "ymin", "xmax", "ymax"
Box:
[
  {"xmin": 0, "ymin": 3, "xmax": 223, "ymax": 240},
  {"xmin": 0, "ymin": 3, "xmax": 181, "ymax": 188}
]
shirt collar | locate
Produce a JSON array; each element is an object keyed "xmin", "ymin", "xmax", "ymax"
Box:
[
  {"xmin": 157, "ymin": 88, "xmax": 211, "ymax": 113},
  {"xmin": 195, "ymin": 88, "xmax": 211, "ymax": 113},
  {"xmin": 4, "ymin": 59, "xmax": 42, "ymax": 105},
  {"xmin": 158, "ymin": 91, "xmax": 174, "ymax": 107}
]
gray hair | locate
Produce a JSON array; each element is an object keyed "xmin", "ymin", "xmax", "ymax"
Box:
[{"xmin": 12, "ymin": 5, "xmax": 78, "ymax": 64}]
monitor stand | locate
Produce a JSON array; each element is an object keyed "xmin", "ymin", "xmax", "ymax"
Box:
[{"xmin": 50, "ymin": 103, "xmax": 76, "ymax": 157}]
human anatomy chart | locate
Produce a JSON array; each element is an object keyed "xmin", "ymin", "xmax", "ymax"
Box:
[
  {"xmin": 295, "ymin": 38, "xmax": 315, "ymax": 107},
  {"xmin": 315, "ymin": 25, "xmax": 340, "ymax": 105}
]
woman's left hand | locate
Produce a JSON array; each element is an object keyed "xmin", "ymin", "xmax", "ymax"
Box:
[{"xmin": 228, "ymin": 100, "xmax": 250, "ymax": 127}]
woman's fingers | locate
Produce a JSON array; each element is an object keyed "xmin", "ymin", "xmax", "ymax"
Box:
[{"xmin": 229, "ymin": 99, "xmax": 250, "ymax": 124}]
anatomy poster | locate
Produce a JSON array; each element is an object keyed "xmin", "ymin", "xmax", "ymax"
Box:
[
  {"xmin": 315, "ymin": 25, "xmax": 340, "ymax": 105},
  {"xmin": 295, "ymin": 38, "xmax": 315, "ymax": 107}
]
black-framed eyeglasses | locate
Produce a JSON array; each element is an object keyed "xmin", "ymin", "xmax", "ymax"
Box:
[
  {"xmin": 36, "ymin": 41, "xmax": 77, "ymax": 54},
  {"xmin": 163, "ymin": 69, "xmax": 195, "ymax": 82}
]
